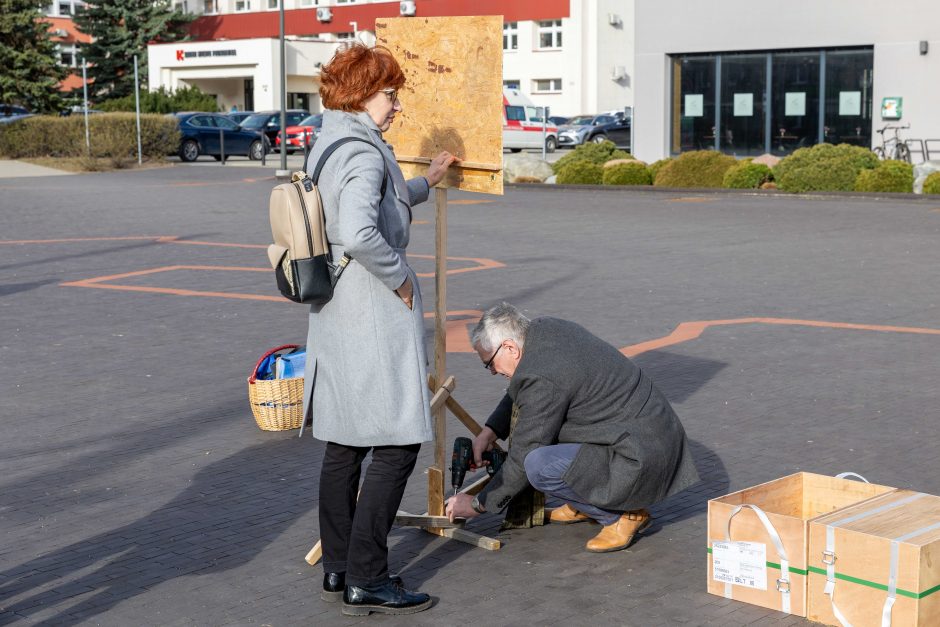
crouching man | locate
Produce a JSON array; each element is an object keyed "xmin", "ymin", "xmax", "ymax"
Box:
[{"xmin": 445, "ymin": 303, "xmax": 700, "ymax": 552}]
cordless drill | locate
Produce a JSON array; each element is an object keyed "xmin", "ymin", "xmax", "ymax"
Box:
[{"xmin": 450, "ymin": 436, "xmax": 507, "ymax": 496}]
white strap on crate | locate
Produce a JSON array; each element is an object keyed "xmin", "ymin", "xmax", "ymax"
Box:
[
  {"xmin": 881, "ymin": 520, "xmax": 940, "ymax": 627},
  {"xmin": 823, "ymin": 492, "xmax": 927, "ymax": 627},
  {"xmin": 835, "ymin": 472, "xmax": 870, "ymax": 483},
  {"xmin": 724, "ymin": 503, "xmax": 792, "ymax": 614}
]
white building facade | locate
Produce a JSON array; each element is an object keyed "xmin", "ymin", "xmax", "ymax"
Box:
[
  {"xmin": 634, "ymin": 0, "xmax": 940, "ymax": 163},
  {"xmin": 151, "ymin": 0, "xmax": 635, "ymax": 118}
]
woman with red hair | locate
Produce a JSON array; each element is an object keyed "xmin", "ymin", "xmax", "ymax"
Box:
[{"xmin": 301, "ymin": 44, "xmax": 456, "ymax": 616}]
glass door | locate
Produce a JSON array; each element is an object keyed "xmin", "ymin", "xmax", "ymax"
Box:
[
  {"xmin": 770, "ymin": 53, "xmax": 820, "ymax": 156},
  {"xmin": 824, "ymin": 50, "xmax": 874, "ymax": 147},
  {"xmin": 719, "ymin": 54, "xmax": 766, "ymax": 157}
]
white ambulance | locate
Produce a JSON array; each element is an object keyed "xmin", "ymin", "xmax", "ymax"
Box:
[{"xmin": 503, "ymin": 88, "xmax": 558, "ymax": 153}]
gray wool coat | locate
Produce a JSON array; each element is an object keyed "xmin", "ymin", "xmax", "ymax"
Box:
[
  {"xmin": 478, "ymin": 317, "xmax": 700, "ymax": 512},
  {"xmin": 300, "ymin": 109, "xmax": 434, "ymax": 446}
]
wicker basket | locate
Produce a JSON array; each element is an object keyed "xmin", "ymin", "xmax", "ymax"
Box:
[{"xmin": 247, "ymin": 344, "xmax": 305, "ymax": 431}]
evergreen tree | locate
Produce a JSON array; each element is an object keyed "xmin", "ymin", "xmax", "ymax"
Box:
[
  {"xmin": 0, "ymin": 0, "xmax": 66, "ymax": 113},
  {"xmin": 75, "ymin": 1, "xmax": 193, "ymax": 100}
]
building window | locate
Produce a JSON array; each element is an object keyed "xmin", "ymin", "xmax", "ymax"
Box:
[
  {"xmin": 503, "ymin": 79, "xmax": 520, "ymax": 90},
  {"xmin": 670, "ymin": 47, "xmax": 873, "ymax": 156},
  {"xmin": 300, "ymin": 0, "xmax": 315, "ymax": 5},
  {"xmin": 537, "ymin": 20, "xmax": 562, "ymax": 49},
  {"xmin": 203, "ymin": 0, "xmax": 217, "ymax": 13},
  {"xmin": 503, "ymin": 22, "xmax": 518, "ymax": 51},
  {"xmin": 59, "ymin": 46, "xmax": 77, "ymax": 67},
  {"xmin": 235, "ymin": 0, "xmax": 250, "ymax": 11},
  {"xmin": 267, "ymin": 0, "xmax": 278, "ymax": 8},
  {"xmin": 532, "ymin": 78, "xmax": 562, "ymax": 93}
]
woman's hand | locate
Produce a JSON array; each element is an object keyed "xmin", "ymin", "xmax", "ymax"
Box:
[
  {"xmin": 396, "ymin": 275, "xmax": 414, "ymax": 310},
  {"xmin": 425, "ymin": 151, "xmax": 460, "ymax": 188}
]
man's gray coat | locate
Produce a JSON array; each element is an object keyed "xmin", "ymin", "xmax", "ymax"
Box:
[
  {"xmin": 479, "ymin": 317, "xmax": 700, "ymax": 512},
  {"xmin": 301, "ymin": 109, "xmax": 434, "ymax": 446}
]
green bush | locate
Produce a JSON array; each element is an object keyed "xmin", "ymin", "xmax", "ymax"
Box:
[
  {"xmin": 0, "ymin": 113, "xmax": 180, "ymax": 161},
  {"xmin": 723, "ymin": 162, "xmax": 773, "ymax": 189},
  {"xmin": 923, "ymin": 172, "xmax": 940, "ymax": 195},
  {"xmin": 648, "ymin": 158, "xmax": 672, "ymax": 182},
  {"xmin": 853, "ymin": 160, "xmax": 913, "ymax": 193},
  {"xmin": 774, "ymin": 143, "xmax": 879, "ymax": 193},
  {"xmin": 653, "ymin": 150, "xmax": 737, "ymax": 188},
  {"xmin": 602, "ymin": 161, "xmax": 652, "ymax": 186},
  {"xmin": 98, "ymin": 86, "xmax": 219, "ymax": 114},
  {"xmin": 556, "ymin": 160, "xmax": 604, "ymax": 185},
  {"xmin": 552, "ymin": 140, "xmax": 631, "ymax": 174}
]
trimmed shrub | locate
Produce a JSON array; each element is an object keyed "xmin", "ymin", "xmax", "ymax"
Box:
[
  {"xmin": 556, "ymin": 160, "xmax": 604, "ymax": 185},
  {"xmin": 0, "ymin": 113, "xmax": 179, "ymax": 160},
  {"xmin": 602, "ymin": 161, "xmax": 652, "ymax": 186},
  {"xmin": 723, "ymin": 161, "xmax": 772, "ymax": 189},
  {"xmin": 552, "ymin": 140, "xmax": 631, "ymax": 174},
  {"xmin": 923, "ymin": 172, "xmax": 940, "ymax": 195},
  {"xmin": 98, "ymin": 86, "xmax": 219, "ymax": 114},
  {"xmin": 774, "ymin": 143, "xmax": 879, "ymax": 193},
  {"xmin": 853, "ymin": 160, "xmax": 913, "ymax": 193},
  {"xmin": 653, "ymin": 150, "xmax": 736, "ymax": 188},
  {"xmin": 648, "ymin": 157, "xmax": 672, "ymax": 182}
]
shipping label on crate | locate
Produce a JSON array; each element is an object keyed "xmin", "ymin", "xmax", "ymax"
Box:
[{"xmin": 712, "ymin": 541, "xmax": 768, "ymax": 590}]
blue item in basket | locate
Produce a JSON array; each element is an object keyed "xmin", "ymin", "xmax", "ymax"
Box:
[
  {"xmin": 255, "ymin": 353, "xmax": 279, "ymax": 380},
  {"xmin": 276, "ymin": 348, "xmax": 306, "ymax": 379}
]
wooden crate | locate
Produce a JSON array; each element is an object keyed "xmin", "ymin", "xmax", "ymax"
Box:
[
  {"xmin": 707, "ymin": 472, "xmax": 894, "ymax": 616},
  {"xmin": 808, "ymin": 489, "xmax": 940, "ymax": 627}
]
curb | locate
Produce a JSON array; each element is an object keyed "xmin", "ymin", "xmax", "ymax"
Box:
[{"xmin": 505, "ymin": 182, "xmax": 940, "ymax": 204}]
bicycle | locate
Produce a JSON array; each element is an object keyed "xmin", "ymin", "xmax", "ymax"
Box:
[{"xmin": 873, "ymin": 124, "xmax": 912, "ymax": 163}]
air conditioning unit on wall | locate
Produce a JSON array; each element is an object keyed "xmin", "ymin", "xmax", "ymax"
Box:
[
  {"xmin": 316, "ymin": 7, "xmax": 332, "ymax": 22},
  {"xmin": 400, "ymin": 1, "xmax": 416, "ymax": 16}
]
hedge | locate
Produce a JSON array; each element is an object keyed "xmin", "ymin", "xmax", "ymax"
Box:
[
  {"xmin": 923, "ymin": 172, "xmax": 940, "ymax": 195},
  {"xmin": 603, "ymin": 161, "xmax": 651, "ymax": 186},
  {"xmin": 98, "ymin": 86, "xmax": 219, "ymax": 114},
  {"xmin": 556, "ymin": 160, "xmax": 604, "ymax": 185},
  {"xmin": 853, "ymin": 160, "xmax": 913, "ymax": 193},
  {"xmin": 774, "ymin": 143, "xmax": 879, "ymax": 193},
  {"xmin": 648, "ymin": 158, "xmax": 673, "ymax": 182},
  {"xmin": 552, "ymin": 140, "xmax": 631, "ymax": 174},
  {"xmin": 723, "ymin": 161, "xmax": 773, "ymax": 189},
  {"xmin": 654, "ymin": 150, "xmax": 736, "ymax": 188},
  {"xmin": 0, "ymin": 114, "xmax": 179, "ymax": 163}
]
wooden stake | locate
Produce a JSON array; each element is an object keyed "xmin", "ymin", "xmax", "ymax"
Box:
[
  {"xmin": 305, "ymin": 540, "xmax": 322, "ymax": 565},
  {"xmin": 432, "ymin": 187, "xmax": 448, "ymax": 474},
  {"xmin": 428, "ymin": 465, "xmax": 445, "ymax": 519},
  {"xmin": 428, "ymin": 375, "xmax": 456, "ymax": 414}
]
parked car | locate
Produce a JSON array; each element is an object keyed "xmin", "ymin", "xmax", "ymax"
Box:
[
  {"xmin": 0, "ymin": 104, "xmax": 32, "ymax": 124},
  {"xmin": 173, "ymin": 112, "xmax": 270, "ymax": 162},
  {"xmin": 274, "ymin": 113, "xmax": 323, "ymax": 153},
  {"xmin": 557, "ymin": 114, "xmax": 631, "ymax": 149},
  {"xmin": 548, "ymin": 115, "xmax": 570, "ymax": 126},
  {"xmin": 226, "ymin": 111, "xmax": 255, "ymax": 125},
  {"xmin": 239, "ymin": 109, "xmax": 309, "ymax": 148}
]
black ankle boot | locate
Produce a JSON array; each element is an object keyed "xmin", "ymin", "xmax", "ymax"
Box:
[
  {"xmin": 322, "ymin": 572, "xmax": 404, "ymax": 603},
  {"xmin": 342, "ymin": 579, "xmax": 431, "ymax": 616},
  {"xmin": 321, "ymin": 572, "xmax": 345, "ymax": 603}
]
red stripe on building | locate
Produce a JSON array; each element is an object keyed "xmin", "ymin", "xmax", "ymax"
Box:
[{"xmin": 190, "ymin": 0, "xmax": 569, "ymax": 41}]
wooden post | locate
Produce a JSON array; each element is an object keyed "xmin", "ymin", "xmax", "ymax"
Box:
[{"xmin": 430, "ymin": 187, "xmax": 448, "ymax": 516}]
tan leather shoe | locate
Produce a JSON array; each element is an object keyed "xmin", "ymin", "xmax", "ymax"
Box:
[
  {"xmin": 585, "ymin": 509, "xmax": 651, "ymax": 553},
  {"xmin": 549, "ymin": 503, "xmax": 592, "ymax": 524}
]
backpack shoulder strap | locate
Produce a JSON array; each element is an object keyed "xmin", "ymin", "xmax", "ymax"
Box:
[{"xmin": 308, "ymin": 137, "xmax": 388, "ymax": 197}]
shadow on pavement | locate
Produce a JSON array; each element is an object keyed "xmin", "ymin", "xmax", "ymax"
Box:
[{"xmin": 0, "ymin": 437, "xmax": 323, "ymax": 625}]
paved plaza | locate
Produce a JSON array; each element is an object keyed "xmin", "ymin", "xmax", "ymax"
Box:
[{"xmin": 1, "ymin": 163, "xmax": 939, "ymax": 625}]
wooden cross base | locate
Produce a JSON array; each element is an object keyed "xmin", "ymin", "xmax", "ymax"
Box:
[{"xmin": 305, "ymin": 375, "xmax": 501, "ymax": 566}]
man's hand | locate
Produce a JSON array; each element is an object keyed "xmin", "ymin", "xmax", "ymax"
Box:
[
  {"xmin": 472, "ymin": 426, "xmax": 498, "ymax": 468},
  {"xmin": 445, "ymin": 493, "xmax": 480, "ymax": 522},
  {"xmin": 425, "ymin": 151, "xmax": 459, "ymax": 188}
]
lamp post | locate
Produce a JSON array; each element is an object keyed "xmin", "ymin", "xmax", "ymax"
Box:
[{"xmin": 275, "ymin": 0, "xmax": 289, "ymax": 178}]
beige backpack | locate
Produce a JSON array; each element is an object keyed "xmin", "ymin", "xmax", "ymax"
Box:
[{"xmin": 267, "ymin": 137, "xmax": 386, "ymax": 304}]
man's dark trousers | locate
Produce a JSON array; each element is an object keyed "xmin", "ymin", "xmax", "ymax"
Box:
[{"xmin": 319, "ymin": 442, "xmax": 420, "ymax": 587}]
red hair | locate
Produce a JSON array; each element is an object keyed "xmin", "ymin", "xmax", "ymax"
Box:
[{"xmin": 320, "ymin": 44, "xmax": 405, "ymax": 112}]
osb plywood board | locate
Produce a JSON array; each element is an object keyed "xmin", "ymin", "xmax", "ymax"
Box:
[{"xmin": 378, "ymin": 16, "xmax": 503, "ymax": 195}]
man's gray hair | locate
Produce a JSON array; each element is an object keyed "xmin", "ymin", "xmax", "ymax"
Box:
[{"xmin": 470, "ymin": 302, "xmax": 531, "ymax": 352}]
